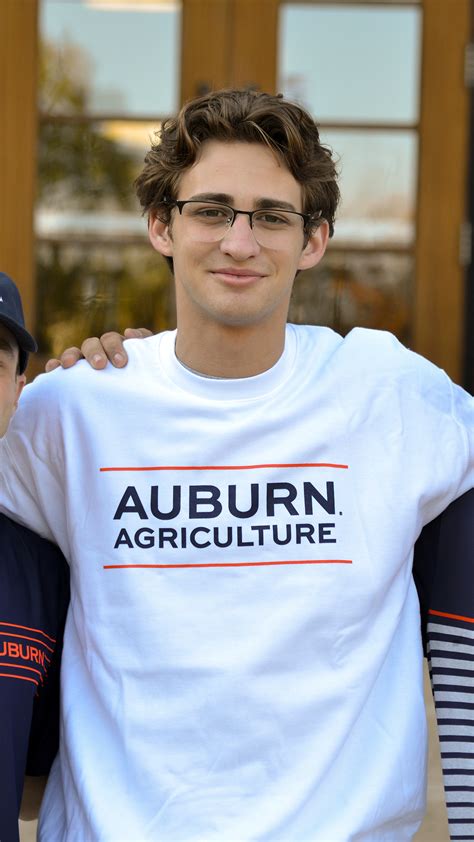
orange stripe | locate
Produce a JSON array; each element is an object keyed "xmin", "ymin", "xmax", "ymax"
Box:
[
  {"xmin": 0, "ymin": 662, "xmax": 43, "ymax": 677},
  {"xmin": 0, "ymin": 672, "xmax": 38, "ymax": 686},
  {"xmin": 104, "ymin": 559, "xmax": 353, "ymax": 569},
  {"xmin": 100, "ymin": 462, "xmax": 349, "ymax": 472},
  {"xmin": 0, "ymin": 621, "xmax": 56, "ymax": 643},
  {"xmin": 429, "ymin": 609, "xmax": 474, "ymax": 625},
  {"xmin": 0, "ymin": 631, "xmax": 54, "ymax": 653}
]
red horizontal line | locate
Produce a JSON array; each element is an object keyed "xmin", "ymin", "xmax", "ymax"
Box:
[
  {"xmin": 104, "ymin": 559, "xmax": 353, "ymax": 569},
  {"xmin": 0, "ymin": 620, "xmax": 56, "ymax": 643},
  {"xmin": 0, "ymin": 672, "xmax": 38, "ymax": 686},
  {"xmin": 100, "ymin": 462, "xmax": 348, "ymax": 473},
  {"xmin": 0, "ymin": 631, "xmax": 54, "ymax": 653},
  {"xmin": 429, "ymin": 609, "xmax": 474, "ymax": 625},
  {"xmin": 0, "ymin": 662, "xmax": 43, "ymax": 677}
]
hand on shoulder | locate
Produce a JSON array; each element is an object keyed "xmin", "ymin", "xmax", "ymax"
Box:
[{"xmin": 45, "ymin": 328, "xmax": 153, "ymax": 373}]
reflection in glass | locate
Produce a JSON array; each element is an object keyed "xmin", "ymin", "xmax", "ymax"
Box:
[
  {"xmin": 321, "ymin": 130, "xmax": 418, "ymax": 248},
  {"xmin": 289, "ymin": 251, "xmax": 413, "ymax": 345},
  {"xmin": 36, "ymin": 120, "xmax": 158, "ymax": 236},
  {"xmin": 279, "ymin": 3, "xmax": 421, "ymax": 124},
  {"xmin": 36, "ymin": 1, "xmax": 180, "ymax": 357},
  {"xmin": 40, "ymin": 0, "xmax": 181, "ymax": 116},
  {"xmin": 36, "ymin": 242, "xmax": 174, "ymax": 357}
]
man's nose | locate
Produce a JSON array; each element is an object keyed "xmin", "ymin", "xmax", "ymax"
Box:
[{"xmin": 219, "ymin": 212, "xmax": 261, "ymax": 258}]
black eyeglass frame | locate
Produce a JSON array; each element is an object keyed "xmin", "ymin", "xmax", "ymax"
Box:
[{"xmin": 166, "ymin": 199, "xmax": 323, "ymax": 233}]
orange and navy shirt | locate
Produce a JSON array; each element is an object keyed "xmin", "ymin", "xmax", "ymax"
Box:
[
  {"xmin": 0, "ymin": 513, "xmax": 69, "ymax": 842},
  {"xmin": 414, "ymin": 489, "xmax": 474, "ymax": 841}
]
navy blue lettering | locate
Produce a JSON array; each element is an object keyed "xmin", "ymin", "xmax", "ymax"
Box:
[
  {"xmin": 213, "ymin": 527, "xmax": 233, "ymax": 548},
  {"xmin": 189, "ymin": 486, "xmax": 223, "ymax": 519},
  {"xmin": 114, "ymin": 528, "xmax": 134, "ymax": 548},
  {"xmin": 158, "ymin": 529, "xmax": 178, "ymax": 548},
  {"xmin": 266, "ymin": 483, "xmax": 298, "ymax": 516},
  {"xmin": 304, "ymin": 482, "xmax": 335, "ymax": 515},
  {"xmin": 250, "ymin": 524, "xmax": 271, "ymax": 545},
  {"xmin": 114, "ymin": 487, "xmax": 148, "ymax": 520},
  {"xmin": 190, "ymin": 527, "xmax": 211, "ymax": 548},
  {"xmin": 295, "ymin": 523, "xmax": 316, "ymax": 544},
  {"xmin": 150, "ymin": 486, "xmax": 181, "ymax": 520},
  {"xmin": 236, "ymin": 526, "xmax": 255, "ymax": 546},
  {"xmin": 135, "ymin": 528, "xmax": 155, "ymax": 548},
  {"xmin": 272, "ymin": 524, "xmax": 292, "ymax": 545},
  {"xmin": 319, "ymin": 523, "xmax": 336, "ymax": 543},
  {"xmin": 228, "ymin": 483, "xmax": 259, "ymax": 518}
]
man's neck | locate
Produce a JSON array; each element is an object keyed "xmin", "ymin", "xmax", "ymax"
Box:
[{"xmin": 174, "ymin": 321, "xmax": 287, "ymax": 379}]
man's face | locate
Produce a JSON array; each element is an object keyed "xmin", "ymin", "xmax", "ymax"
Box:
[
  {"xmin": 149, "ymin": 140, "xmax": 328, "ymax": 334},
  {"xmin": 0, "ymin": 324, "xmax": 25, "ymax": 437}
]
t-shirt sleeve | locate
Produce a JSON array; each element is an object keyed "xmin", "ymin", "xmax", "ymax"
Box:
[
  {"xmin": 413, "ymin": 489, "xmax": 474, "ymax": 840},
  {"xmin": 409, "ymin": 355, "xmax": 474, "ymax": 527},
  {"xmin": 344, "ymin": 329, "xmax": 474, "ymax": 527},
  {"xmin": 0, "ymin": 371, "xmax": 70, "ymax": 553}
]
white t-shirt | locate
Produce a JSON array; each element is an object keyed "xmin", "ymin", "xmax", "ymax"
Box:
[{"xmin": 1, "ymin": 324, "xmax": 473, "ymax": 842}]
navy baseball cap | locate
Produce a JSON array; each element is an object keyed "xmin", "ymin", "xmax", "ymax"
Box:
[{"xmin": 0, "ymin": 273, "xmax": 37, "ymax": 374}]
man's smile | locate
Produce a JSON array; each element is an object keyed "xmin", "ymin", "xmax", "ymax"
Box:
[{"xmin": 210, "ymin": 266, "xmax": 267, "ymax": 285}]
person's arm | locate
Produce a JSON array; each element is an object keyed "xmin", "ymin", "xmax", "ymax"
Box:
[
  {"xmin": 20, "ymin": 775, "xmax": 48, "ymax": 820},
  {"xmin": 45, "ymin": 328, "xmax": 152, "ymax": 372},
  {"xmin": 20, "ymin": 545, "xmax": 69, "ymax": 820},
  {"xmin": 413, "ymin": 489, "xmax": 474, "ymax": 840}
]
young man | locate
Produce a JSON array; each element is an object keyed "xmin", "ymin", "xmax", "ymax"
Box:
[
  {"xmin": 0, "ymin": 272, "xmax": 69, "ymax": 841},
  {"xmin": 1, "ymin": 90, "xmax": 473, "ymax": 841}
]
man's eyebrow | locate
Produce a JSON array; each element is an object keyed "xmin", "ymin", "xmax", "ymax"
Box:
[
  {"xmin": 186, "ymin": 192, "xmax": 234, "ymax": 204},
  {"xmin": 185, "ymin": 193, "xmax": 299, "ymax": 212},
  {"xmin": 0, "ymin": 338, "xmax": 15, "ymax": 357},
  {"xmin": 254, "ymin": 198, "xmax": 299, "ymax": 212}
]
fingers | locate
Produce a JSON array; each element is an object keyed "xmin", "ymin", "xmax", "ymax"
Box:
[
  {"xmin": 45, "ymin": 347, "xmax": 84, "ymax": 372},
  {"xmin": 95, "ymin": 331, "xmax": 129, "ymax": 368},
  {"xmin": 82, "ymin": 329, "xmax": 152, "ymax": 368},
  {"xmin": 45, "ymin": 328, "xmax": 152, "ymax": 374},
  {"xmin": 123, "ymin": 327, "xmax": 153, "ymax": 339},
  {"xmin": 81, "ymin": 336, "xmax": 116, "ymax": 369},
  {"xmin": 100, "ymin": 327, "xmax": 152, "ymax": 368}
]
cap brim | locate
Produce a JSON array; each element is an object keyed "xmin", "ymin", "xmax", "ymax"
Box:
[{"xmin": 0, "ymin": 315, "xmax": 38, "ymax": 353}]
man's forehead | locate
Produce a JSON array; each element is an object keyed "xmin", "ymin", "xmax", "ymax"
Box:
[{"xmin": 177, "ymin": 139, "xmax": 303, "ymax": 206}]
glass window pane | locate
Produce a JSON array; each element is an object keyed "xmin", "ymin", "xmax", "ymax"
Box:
[
  {"xmin": 40, "ymin": 0, "xmax": 181, "ymax": 116},
  {"xmin": 321, "ymin": 129, "xmax": 418, "ymax": 248},
  {"xmin": 279, "ymin": 3, "xmax": 421, "ymax": 124},
  {"xmin": 36, "ymin": 241, "xmax": 175, "ymax": 357},
  {"xmin": 36, "ymin": 120, "xmax": 157, "ymax": 237},
  {"xmin": 289, "ymin": 251, "xmax": 413, "ymax": 345}
]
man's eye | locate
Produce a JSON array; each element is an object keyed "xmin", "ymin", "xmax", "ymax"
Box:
[
  {"xmin": 194, "ymin": 205, "xmax": 229, "ymax": 220},
  {"xmin": 256, "ymin": 212, "xmax": 291, "ymax": 226}
]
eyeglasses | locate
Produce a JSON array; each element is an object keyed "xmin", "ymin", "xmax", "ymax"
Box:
[{"xmin": 166, "ymin": 200, "xmax": 322, "ymax": 249}]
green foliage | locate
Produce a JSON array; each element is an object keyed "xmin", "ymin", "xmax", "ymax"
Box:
[
  {"xmin": 36, "ymin": 37, "xmax": 174, "ymax": 355},
  {"xmin": 38, "ymin": 121, "xmax": 137, "ymax": 210},
  {"xmin": 38, "ymin": 39, "xmax": 137, "ymax": 210},
  {"xmin": 36, "ymin": 243, "xmax": 174, "ymax": 356}
]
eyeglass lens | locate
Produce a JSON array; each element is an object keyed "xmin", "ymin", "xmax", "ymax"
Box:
[{"xmin": 178, "ymin": 201, "xmax": 305, "ymax": 248}]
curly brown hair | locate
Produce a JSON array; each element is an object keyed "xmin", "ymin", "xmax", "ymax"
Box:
[{"xmin": 135, "ymin": 88, "xmax": 339, "ymax": 238}]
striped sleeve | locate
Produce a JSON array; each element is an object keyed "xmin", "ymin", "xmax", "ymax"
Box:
[{"xmin": 413, "ymin": 489, "xmax": 474, "ymax": 841}]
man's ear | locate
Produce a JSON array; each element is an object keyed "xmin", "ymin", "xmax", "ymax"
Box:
[
  {"xmin": 14, "ymin": 374, "xmax": 26, "ymax": 410},
  {"xmin": 148, "ymin": 213, "xmax": 173, "ymax": 257},
  {"xmin": 297, "ymin": 220, "xmax": 330, "ymax": 272}
]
